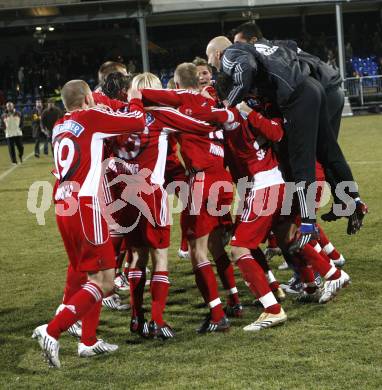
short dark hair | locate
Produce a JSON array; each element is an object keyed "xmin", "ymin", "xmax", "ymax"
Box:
[
  {"xmin": 102, "ymin": 72, "xmax": 132, "ymax": 100},
  {"xmin": 234, "ymin": 22, "xmax": 263, "ymax": 41}
]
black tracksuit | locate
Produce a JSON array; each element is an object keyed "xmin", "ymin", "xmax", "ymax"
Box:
[
  {"xmin": 278, "ymin": 42, "xmax": 346, "ymax": 202},
  {"xmin": 222, "ymin": 40, "xmax": 358, "ymax": 223}
]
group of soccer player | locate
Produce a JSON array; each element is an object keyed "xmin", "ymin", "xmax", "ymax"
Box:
[{"xmin": 32, "ymin": 22, "xmax": 368, "ymax": 368}]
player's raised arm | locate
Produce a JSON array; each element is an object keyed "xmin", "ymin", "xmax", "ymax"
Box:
[
  {"xmin": 89, "ymin": 100, "xmax": 145, "ymax": 136},
  {"xmin": 141, "ymin": 88, "xmax": 185, "ymax": 107},
  {"xmin": 247, "ymin": 109, "xmax": 283, "ymax": 142},
  {"xmin": 176, "ymin": 102, "xmax": 235, "ymax": 126},
  {"xmin": 149, "ymin": 106, "xmax": 214, "ymax": 135},
  {"xmin": 59, "ymin": 80, "xmax": 145, "ymax": 136}
]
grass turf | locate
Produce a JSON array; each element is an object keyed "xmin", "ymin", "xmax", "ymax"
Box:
[{"xmin": 0, "ymin": 115, "xmax": 381, "ymax": 389}]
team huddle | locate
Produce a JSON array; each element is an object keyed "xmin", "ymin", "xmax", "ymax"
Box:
[{"xmin": 32, "ymin": 23, "xmax": 368, "ymax": 368}]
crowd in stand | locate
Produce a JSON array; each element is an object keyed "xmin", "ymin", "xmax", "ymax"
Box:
[
  {"xmin": 0, "ymin": 20, "xmax": 381, "ymax": 127},
  {"xmin": 297, "ymin": 22, "xmax": 382, "ymax": 78}
]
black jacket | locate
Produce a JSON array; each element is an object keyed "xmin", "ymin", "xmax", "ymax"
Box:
[
  {"xmin": 297, "ymin": 50, "xmax": 342, "ymax": 90},
  {"xmin": 273, "ymin": 40, "xmax": 342, "ymax": 90},
  {"xmin": 222, "ymin": 40, "xmax": 309, "ymax": 107}
]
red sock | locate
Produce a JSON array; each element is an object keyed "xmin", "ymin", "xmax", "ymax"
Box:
[
  {"xmin": 317, "ymin": 224, "xmax": 342, "ymax": 261},
  {"xmin": 47, "ymin": 282, "xmax": 103, "ymax": 340},
  {"xmin": 62, "ymin": 265, "xmax": 87, "ymax": 304},
  {"xmin": 215, "ymin": 254, "xmax": 240, "ymax": 305},
  {"xmin": 180, "ymin": 211, "xmax": 188, "ymax": 252},
  {"xmin": 319, "ymin": 249, "xmax": 333, "ymax": 264},
  {"xmin": 269, "ymin": 280, "xmax": 280, "ymax": 291},
  {"xmin": 150, "ymin": 271, "xmax": 170, "ymax": 326},
  {"xmin": 81, "ymin": 300, "xmax": 102, "ymax": 346},
  {"xmin": 180, "ymin": 236, "xmax": 188, "ymax": 252},
  {"xmin": 128, "ymin": 268, "xmax": 146, "ymax": 317},
  {"xmin": 300, "ymin": 245, "xmax": 341, "ymax": 280},
  {"xmin": 194, "ymin": 261, "xmax": 225, "ymax": 322},
  {"xmin": 298, "ymin": 265, "xmax": 317, "ymax": 293},
  {"xmin": 310, "ymin": 240, "xmax": 331, "ymax": 264},
  {"xmin": 251, "ymin": 248, "xmax": 280, "ymax": 291},
  {"xmin": 236, "ymin": 254, "xmax": 281, "ymax": 314},
  {"xmin": 299, "ymin": 265, "xmax": 316, "ymax": 284}
]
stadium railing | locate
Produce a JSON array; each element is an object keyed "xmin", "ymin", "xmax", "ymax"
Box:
[{"xmin": 345, "ymin": 75, "xmax": 382, "ymax": 108}]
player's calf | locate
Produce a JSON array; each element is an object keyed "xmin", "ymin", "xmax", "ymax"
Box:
[
  {"xmin": 190, "ymin": 235, "xmax": 228, "ymax": 331},
  {"xmin": 209, "ymin": 229, "xmax": 242, "ymax": 315},
  {"xmin": 232, "ymin": 247, "xmax": 287, "ymax": 332}
]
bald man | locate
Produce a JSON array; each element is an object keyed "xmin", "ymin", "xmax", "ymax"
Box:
[
  {"xmin": 206, "ymin": 36, "xmax": 232, "ymax": 71},
  {"xmin": 32, "ymin": 80, "xmax": 145, "ymax": 368},
  {"xmin": 206, "ymin": 35, "xmax": 367, "ymax": 250}
]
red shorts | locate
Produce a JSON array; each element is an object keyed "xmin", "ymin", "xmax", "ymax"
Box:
[
  {"xmin": 111, "ymin": 184, "xmax": 170, "ymax": 249},
  {"xmin": 56, "ymin": 196, "xmax": 116, "ymax": 273},
  {"xmin": 182, "ymin": 169, "xmax": 233, "ymax": 240},
  {"xmin": 231, "ymin": 184, "xmax": 285, "ymax": 249}
]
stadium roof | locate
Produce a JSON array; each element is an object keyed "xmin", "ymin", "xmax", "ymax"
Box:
[
  {"xmin": 149, "ymin": 0, "xmax": 382, "ymax": 27},
  {"xmin": 0, "ymin": 0, "xmax": 380, "ymax": 28},
  {"xmin": 0, "ymin": 1, "xmax": 150, "ymax": 28},
  {"xmin": 151, "ymin": 0, "xmax": 378, "ymax": 13}
]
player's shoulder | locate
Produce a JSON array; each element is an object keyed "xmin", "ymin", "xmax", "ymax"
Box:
[
  {"xmin": 175, "ymin": 89, "xmax": 200, "ymax": 96},
  {"xmin": 52, "ymin": 112, "xmax": 87, "ymax": 141},
  {"xmin": 92, "ymin": 90, "xmax": 104, "ymax": 101}
]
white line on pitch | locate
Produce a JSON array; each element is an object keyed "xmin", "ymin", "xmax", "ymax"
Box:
[
  {"xmin": 349, "ymin": 161, "xmax": 382, "ymax": 165},
  {"xmin": 0, "ymin": 147, "xmax": 42, "ymax": 182}
]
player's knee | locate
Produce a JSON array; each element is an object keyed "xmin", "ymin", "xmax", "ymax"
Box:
[
  {"xmin": 231, "ymin": 246, "xmax": 247, "ymax": 262},
  {"xmin": 152, "ymin": 253, "xmax": 168, "ymax": 272},
  {"xmin": 101, "ymin": 279, "xmax": 115, "ymax": 295},
  {"xmin": 190, "ymin": 247, "xmax": 205, "ymax": 263},
  {"xmin": 231, "ymin": 247, "xmax": 240, "ymax": 261},
  {"xmin": 88, "ymin": 269, "xmax": 115, "ymax": 296}
]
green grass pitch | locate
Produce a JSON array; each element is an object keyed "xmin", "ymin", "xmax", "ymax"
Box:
[{"xmin": 0, "ymin": 115, "xmax": 381, "ymax": 389}]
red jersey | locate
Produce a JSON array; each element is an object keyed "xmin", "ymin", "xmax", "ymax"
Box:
[
  {"xmin": 224, "ymin": 108, "xmax": 284, "ymax": 189},
  {"xmin": 111, "ymin": 106, "xmax": 215, "ymax": 185},
  {"xmin": 141, "ymin": 88, "xmax": 234, "ymax": 172},
  {"xmin": 52, "ymin": 100, "xmax": 145, "ymax": 200},
  {"xmin": 92, "ymin": 90, "xmax": 130, "ymax": 160}
]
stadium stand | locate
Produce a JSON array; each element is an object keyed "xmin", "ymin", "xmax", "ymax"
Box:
[{"xmin": 0, "ymin": 0, "xmax": 381, "ymax": 138}]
